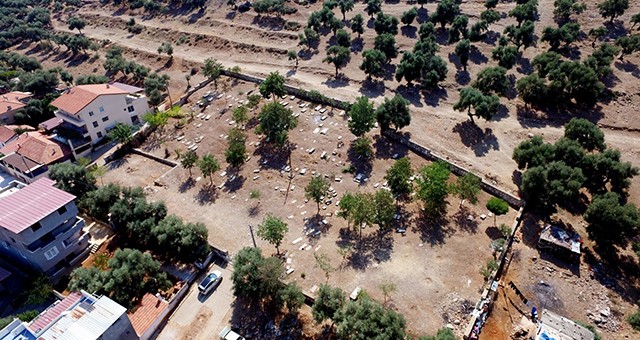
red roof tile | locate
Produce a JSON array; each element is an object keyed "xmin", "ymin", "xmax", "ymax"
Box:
[
  {"xmin": 0, "ymin": 178, "xmax": 76, "ymax": 234},
  {"xmin": 0, "ymin": 125, "xmax": 33, "ymax": 143},
  {"xmin": 128, "ymin": 293, "xmax": 169, "ymax": 337},
  {"xmin": 0, "ymin": 131, "xmax": 71, "ymax": 165},
  {"xmin": 50, "ymin": 82, "xmax": 143, "ymax": 115},
  {"xmin": 0, "ymin": 92, "xmax": 30, "ymax": 115},
  {"xmin": 28, "ymin": 291, "xmax": 83, "ymax": 333}
]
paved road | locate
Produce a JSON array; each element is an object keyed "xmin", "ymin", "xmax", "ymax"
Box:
[{"xmin": 158, "ymin": 263, "xmax": 234, "ymax": 340}]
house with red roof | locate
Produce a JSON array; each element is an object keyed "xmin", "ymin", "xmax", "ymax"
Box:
[
  {"xmin": 0, "ymin": 178, "xmax": 89, "ymax": 283},
  {"xmin": 0, "ymin": 131, "xmax": 72, "ymax": 183},
  {"xmin": 51, "ymin": 82, "xmax": 149, "ymax": 145},
  {"xmin": 0, "ymin": 91, "xmax": 32, "ymax": 125}
]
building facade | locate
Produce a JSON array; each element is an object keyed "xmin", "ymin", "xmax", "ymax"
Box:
[
  {"xmin": 51, "ymin": 82, "xmax": 149, "ymax": 145},
  {"xmin": 0, "ymin": 178, "xmax": 89, "ymax": 283}
]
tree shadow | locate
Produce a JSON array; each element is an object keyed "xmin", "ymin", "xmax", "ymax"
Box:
[
  {"xmin": 367, "ymin": 17, "xmax": 375, "ymax": 29},
  {"xmin": 614, "ymin": 60, "xmax": 640, "ymax": 78},
  {"xmin": 322, "ymin": 77, "xmax": 350, "ymax": 88},
  {"xmin": 516, "ymin": 56, "xmax": 533, "ymax": 75},
  {"xmin": 470, "ymin": 48, "xmax": 489, "ymax": 65},
  {"xmin": 351, "ymin": 37, "xmax": 364, "ymax": 53},
  {"xmin": 372, "ymin": 134, "xmax": 409, "ymax": 160},
  {"xmin": 106, "ymin": 157, "xmax": 128, "ymax": 170},
  {"xmin": 401, "ymin": 26, "xmax": 417, "ymax": 38},
  {"xmin": 588, "ymin": 246, "xmax": 640, "ymax": 304},
  {"xmin": 422, "ymin": 87, "xmax": 448, "ymax": 107},
  {"xmin": 434, "ymin": 29, "xmax": 449, "ymax": 45},
  {"xmin": 346, "ymin": 143, "xmax": 373, "ymax": 185},
  {"xmin": 223, "ymin": 173, "xmax": 246, "ymax": 193},
  {"xmin": 483, "ymin": 31, "xmax": 500, "ymax": 46},
  {"xmin": 358, "ymin": 78, "xmax": 386, "ymax": 98},
  {"xmin": 382, "ymin": 62, "xmax": 397, "ymax": 81},
  {"xmin": 195, "ymin": 184, "xmax": 218, "ymax": 205},
  {"xmin": 412, "ymin": 210, "xmax": 454, "ymax": 246},
  {"xmin": 484, "ymin": 225, "xmax": 503, "ymax": 240},
  {"xmin": 511, "ymin": 169, "xmax": 522, "ymax": 188},
  {"xmin": 453, "ymin": 206, "xmax": 479, "ymax": 234},
  {"xmin": 178, "ymin": 177, "xmax": 196, "ymax": 193},
  {"xmin": 254, "ymin": 142, "xmax": 292, "ymax": 171},
  {"xmin": 188, "ymin": 7, "xmax": 206, "ymax": 23},
  {"xmin": 304, "ymin": 214, "xmax": 333, "ymax": 241},
  {"xmin": 455, "ymin": 70, "xmax": 471, "ymax": 85},
  {"xmin": 396, "ymin": 84, "xmax": 424, "ymax": 107},
  {"xmin": 225, "ymin": 10, "xmax": 237, "ymax": 20},
  {"xmin": 251, "ymin": 15, "xmax": 285, "ymax": 31},
  {"xmin": 451, "ymin": 121, "xmax": 500, "ymax": 157},
  {"xmin": 416, "ymin": 8, "xmax": 429, "ymax": 24},
  {"xmin": 337, "ymin": 228, "xmax": 394, "ymax": 271},
  {"xmin": 229, "ymin": 298, "xmax": 277, "ymax": 339},
  {"xmin": 247, "ymin": 202, "xmax": 261, "ymax": 217}
]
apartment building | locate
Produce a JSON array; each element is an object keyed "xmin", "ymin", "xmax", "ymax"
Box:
[
  {"xmin": 51, "ymin": 82, "xmax": 149, "ymax": 145},
  {"xmin": 0, "ymin": 290, "xmax": 138, "ymax": 340},
  {"xmin": 0, "ymin": 178, "xmax": 89, "ymax": 283}
]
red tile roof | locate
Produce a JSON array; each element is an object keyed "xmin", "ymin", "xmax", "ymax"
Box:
[
  {"xmin": 0, "ymin": 125, "xmax": 34, "ymax": 143},
  {"xmin": 28, "ymin": 291, "xmax": 83, "ymax": 333},
  {"xmin": 0, "ymin": 92, "xmax": 31, "ymax": 115},
  {"xmin": 0, "ymin": 131, "xmax": 71, "ymax": 165},
  {"xmin": 50, "ymin": 82, "xmax": 143, "ymax": 115},
  {"xmin": 0, "ymin": 178, "xmax": 76, "ymax": 234},
  {"xmin": 128, "ymin": 293, "xmax": 169, "ymax": 337},
  {"xmin": 0, "ymin": 126, "xmax": 17, "ymax": 143},
  {"xmin": 39, "ymin": 117, "xmax": 64, "ymax": 131}
]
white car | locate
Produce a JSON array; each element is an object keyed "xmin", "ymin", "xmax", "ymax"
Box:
[
  {"xmin": 219, "ymin": 327, "xmax": 244, "ymax": 340},
  {"xmin": 198, "ymin": 270, "xmax": 222, "ymax": 295}
]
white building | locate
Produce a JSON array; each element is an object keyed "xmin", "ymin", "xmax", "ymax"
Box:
[
  {"xmin": 50, "ymin": 82, "xmax": 149, "ymax": 145},
  {"xmin": 0, "ymin": 290, "xmax": 138, "ymax": 340}
]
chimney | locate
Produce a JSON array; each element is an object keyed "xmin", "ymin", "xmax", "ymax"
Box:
[
  {"xmin": 7, "ymin": 106, "xmax": 11, "ymax": 111},
  {"xmin": 106, "ymin": 84, "xmax": 110, "ymax": 89}
]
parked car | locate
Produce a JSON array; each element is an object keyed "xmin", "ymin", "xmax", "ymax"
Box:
[
  {"xmin": 198, "ymin": 270, "xmax": 222, "ymax": 295},
  {"xmin": 219, "ymin": 326, "xmax": 244, "ymax": 340}
]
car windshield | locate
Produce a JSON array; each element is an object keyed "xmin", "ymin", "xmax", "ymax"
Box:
[{"xmin": 201, "ymin": 273, "xmax": 218, "ymax": 287}]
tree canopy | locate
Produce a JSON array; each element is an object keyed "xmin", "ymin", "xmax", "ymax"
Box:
[
  {"xmin": 258, "ymin": 102, "xmax": 298, "ymax": 147},
  {"xmin": 375, "ymin": 94, "xmax": 411, "ymax": 131},
  {"xmin": 416, "ymin": 161, "xmax": 451, "ymax": 216},
  {"xmin": 257, "ymin": 214, "xmax": 289, "ymax": 254},
  {"xmin": 385, "ymin": 157, "xmax": 413, "ymax": 198},
  {"xmin": 348, "ymin": 96, "xmax": 376, "ymax": 137}
]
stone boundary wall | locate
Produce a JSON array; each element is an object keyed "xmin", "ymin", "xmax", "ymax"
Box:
[
  {"xmin": 381, "ymin": 130, "xmax": 525, "ymax": 208},
  {"xmin": 131, "ymin": 148, "xmax": 178, "ymax": 167}
]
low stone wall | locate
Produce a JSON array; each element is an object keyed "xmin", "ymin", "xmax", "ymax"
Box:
[
  {"xmin": 382, "ymin": 130, "xmax": 525, "ymax": 208},
  {"xmin": 131, "ymin": 148, "xmax": 178, "ymax": 167},
  {"xmin": 220, "ymin": 70, "xmax": 352, "ymax": 111}
]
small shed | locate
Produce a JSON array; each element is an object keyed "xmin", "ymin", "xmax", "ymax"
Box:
[
  {"xmin": 536, "ymin": 309, "xmax": 595, "ymax": 340},
  {"xmin": 537, "ymin": 225, "xmax": 581, "ymax": 262}
]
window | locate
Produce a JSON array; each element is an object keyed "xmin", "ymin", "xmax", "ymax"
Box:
[
  {"xmin": 99, "ymin": 106, "xmax": 105, "ymax": 112},
  {"xmin": 92, "ymin": 121, "xmax": 99, "ymax": 128},
  {"xmin": 102, "ymin": 116, "xmax": 109, "ymax": 122},
  {"xmin": 57, "ymin": 205, "xmax": 67, "ymax": 215},
  {"xmin": 88, "ymin": 111, "xmax": 94, "ymax": 117},
  {"xmin": 44, "ymin": 246, "xmax": 59, "ymax": 260},
  {"xmin": 97, "ymin": 131, "xmax": 103, "ymax": 138},
  {"xmin": 31, "ymin": 222, "xmax": 41, "ymax": 232},
  {"xmin": 127, "ymin": 105, "xmax": 135, "ymax": 112},
  {"xmin": 131, "ymin": 115, "xmax": 139, "ymax": 125}
]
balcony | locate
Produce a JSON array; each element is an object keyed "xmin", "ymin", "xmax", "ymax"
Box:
[
  {"xmin": 25, "ymin": 217, "xmax": 85, "ymax": 253},
  {"xmin": 54, "ymin": 110, "xmax": 84, "ymax": 126}
]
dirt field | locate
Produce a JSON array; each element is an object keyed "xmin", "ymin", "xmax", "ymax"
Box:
[
  {"xmin": 99, "ymin": 81, "xmax": 519, "ymax": 336},
  {"xmin": 10, "ymin": 0, "xmax": 640, "ymax": 337}
]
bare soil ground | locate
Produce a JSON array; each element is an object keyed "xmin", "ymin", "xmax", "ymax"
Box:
[
  {"xmin": 12, "ymin": 0, "xmax": 640, "ymax": 337},
  {"xmin": 100, "ymin": 81, "xmax": 518, "ymax": 337}
]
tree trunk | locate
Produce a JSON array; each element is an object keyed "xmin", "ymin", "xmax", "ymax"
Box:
[
  {"xmin": 188, "ymin": 167, "xmax": 192, "ymax": 177},
  {"xmin": 494, "ymin": 214, "xmax": 497, "ymax": 226},
  {"xmin": 276, "ymin": 246, "xmax": 280, "ymax": 255}
]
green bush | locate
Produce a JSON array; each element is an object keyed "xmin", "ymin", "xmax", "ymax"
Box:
[{"xmin": 629, "ymin": 309, "xmax": 640, "ymax": 331}]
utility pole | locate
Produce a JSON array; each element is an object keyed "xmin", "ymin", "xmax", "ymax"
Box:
[{"xmin": 248, "ymin": 224, "xmax": 257, "ymax": 248}]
